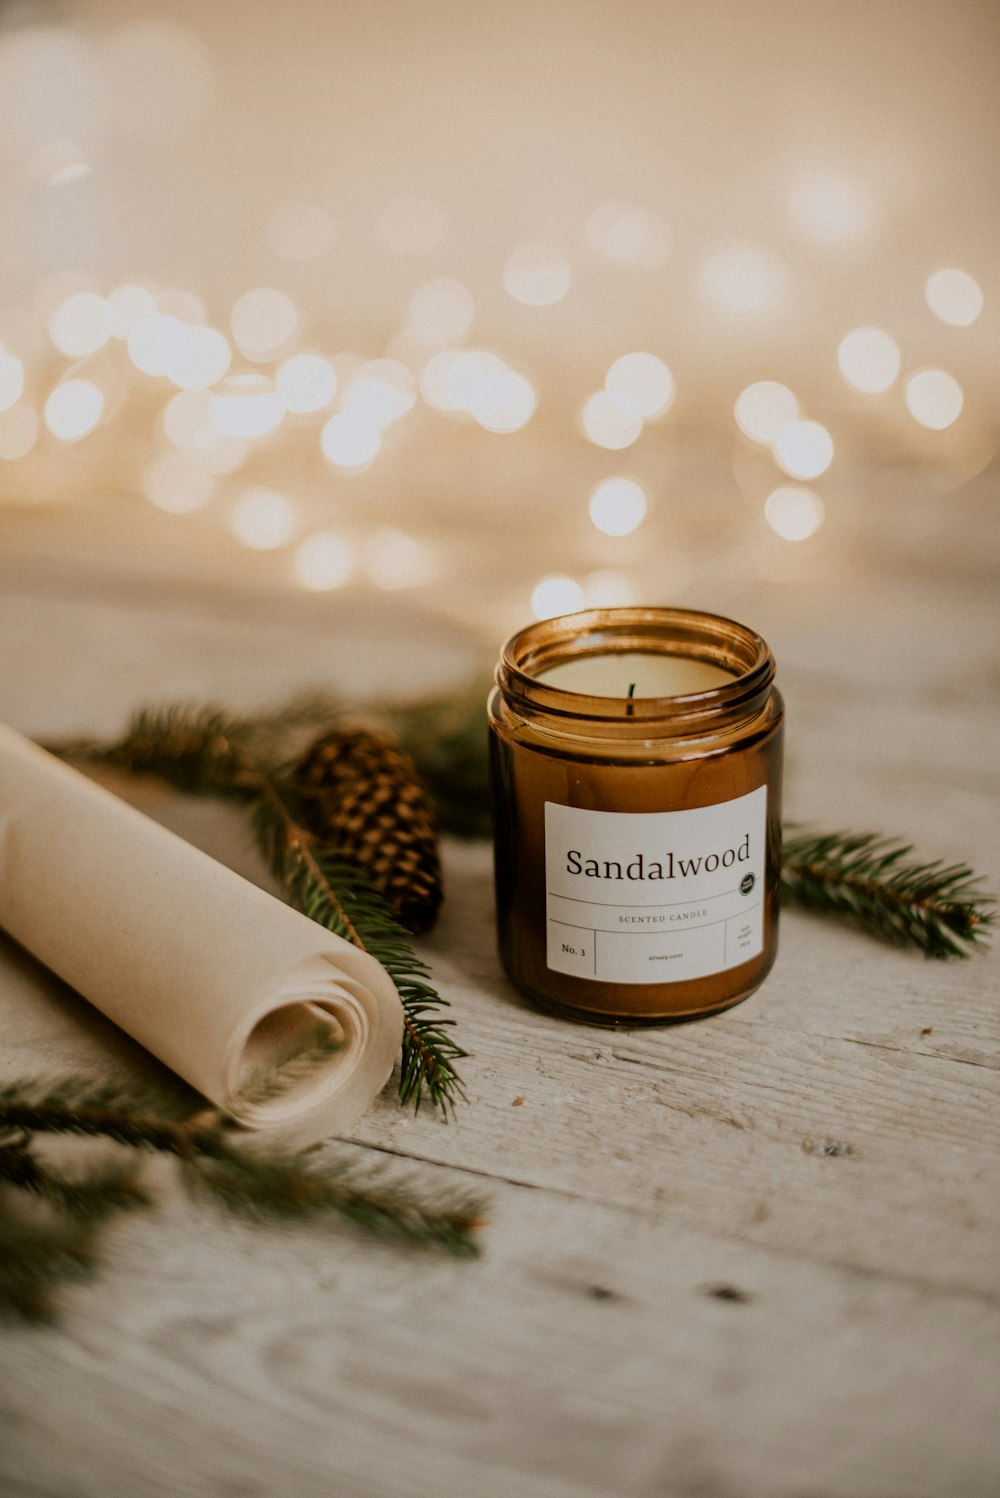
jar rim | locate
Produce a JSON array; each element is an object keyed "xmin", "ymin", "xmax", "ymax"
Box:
[{"xmin": 496, "ymin": 606, "xmax": 775, "ymax": 731}]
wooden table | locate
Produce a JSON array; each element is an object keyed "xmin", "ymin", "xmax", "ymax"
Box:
[{"xmin": 0, "ymin": 524, "xmax": 998, "ymax": 1498}]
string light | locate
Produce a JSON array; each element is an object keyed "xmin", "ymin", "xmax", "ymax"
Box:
[
  {"xmin": 583, "ymin": 570, "xmax": 636, "ymax": 607},
  {"xmin": 320, "ymin": 411, "xmax": 382, "ymax": 468},
  {"xmin": 585, "ymin": 202, "xmax": 670, "ymax": 268},
  {"xmin": 162, "ymin": 389, "xmax": 214, "ymax": 449},
  {"xmin": 407, "ymin": 278, "xmax": 475, "ymax": 344},
  {"xmin": 905, "ymin": 369, "xmax": 963, "ymax": 430},
  {"xmin": 605, "ymin": 353, "xmax": 674, "ymax": 419},
  {"xmin": 168, "ymin": 325, "xmax": 231, "ymax": 391},
  {"xmin": 49, "ymin": 292, "xmax": 114, "ymax": 356},
  {"xmin": 43, "ymin": 380, "xmax": 104, "ymax": 441},
  {"xmin": 764, "ymin": 485, "xmax": 825, "ymax": 540},
  {"xmin": 276, "ymin": 353, "xmax": 338, "ymax": 413},
  {"xmin": 773, "ymin": 420, "xmax": 834, "ymax": 479},
  {"xmin": 837, "ymin": 328, "xmax": 900, "ymax": 393},
  {"xmin": 702, "ymin": 246, "xmax": 787, "ymax": 317},
  {"xmin": 109, "ymin": 285, "xmax": 156, "ymax": 338},
  {"xmin": 734, "ymin": 382, "xmax": 799, "ymax": 443},
  {"xmin": 0, "ymin": 404, "xmax": 39, "ymax": 460},
  {"xmin": 143, "ymin": 449, "xmax": 214, "ymax": 512},
  {"xmin": 209, "ymin": 374, "xmax": 284, "ymax": 438},
  {"xmin": 531, "ymin": 575, "xmax": 585, "ymax": 619},
  {"xmin": 504, "ymin": 242, "xmax": 571, "ymax": 306},
  {"xmin": 230, "ymin": 288, "xmax": 298, "ymax": 359},
  {"xmin": 925, "ymin": 269, "xmax": 983, "ymax": 327},
  {"xmin": 0, "ymin": 349, "xmax": 25, "ymax": 413},
  {"xmin": 580, "ymin": 390, "xmax": 643, "ymax": 450},
  {"xmin": 127, "ymin": 313, "xmax": 189, "ymax": 377},
  {"xmin": 788, "ymin": 175, "xmax": 873, "ymax": 244},
  {"xmin": 341, "ymin": 360, "xmax": 416, "ymax": 428},
  {"xmin": 589, "ymin": 478, "xmax": 647, "ymax": 536},
  {"xmin": 294, "ymin": 532, "xmax": 355, "ymax": 590},
  {"xmin": 230, "ymin": 487, "xmax": 296, "ymax": 549},
  {"xmin": 364, "ymin": 528, "xmax": 437, "ymax": 589}
]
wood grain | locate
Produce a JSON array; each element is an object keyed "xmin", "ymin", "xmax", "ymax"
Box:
[{"xmin": 0, "ymin": 554, "xmax": 997, "ymax": 1498}]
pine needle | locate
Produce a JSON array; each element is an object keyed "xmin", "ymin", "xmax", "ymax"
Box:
[
  {"xmin": 780, "ymin": 827, "xmax": 995, "ymax": 958},
  {"xmin": 0, "ymin": 1074, "xmax": 485, "ymax": 1321},
  {"xmin": 252, "ymin": 786, "xmax": 468, "ymax": 1116},
  {"xmin": 234, "ymin": 1020, "xmax": 344, "ymax": 1110}
]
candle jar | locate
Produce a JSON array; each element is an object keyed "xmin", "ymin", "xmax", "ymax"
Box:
[{"xmin": 488, "ymin": 607, "xmax": 784, "ymax": 1023}]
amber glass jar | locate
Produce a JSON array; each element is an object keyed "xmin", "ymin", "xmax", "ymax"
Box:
[{"xmin": 488, "ymin": 607, "xmax": 784, "ymax": 1023}]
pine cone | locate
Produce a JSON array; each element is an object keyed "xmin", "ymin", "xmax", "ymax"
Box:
[{"xmin": 293, "ymin": 727, "xmax": 443, "ymax": 935}]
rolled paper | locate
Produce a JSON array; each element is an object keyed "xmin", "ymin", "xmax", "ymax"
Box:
[{"xmin": 0, "ymin": 723, "xmax": 404, "ymax": 1140}]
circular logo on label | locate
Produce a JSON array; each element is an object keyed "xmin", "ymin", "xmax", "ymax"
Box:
[{"xmin": 740, "ymin": 873, "xmax": 756, "ymax": 896}]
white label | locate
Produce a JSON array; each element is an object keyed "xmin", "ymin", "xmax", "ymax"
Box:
[{"xmin": 545, "ymin": 787, "xmax": 766, "ymax": 985}]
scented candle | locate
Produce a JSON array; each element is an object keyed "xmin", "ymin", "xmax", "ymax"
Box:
[{"xmin": 488, "ymin": 607, "xmax": 784, "ymax": 1022}]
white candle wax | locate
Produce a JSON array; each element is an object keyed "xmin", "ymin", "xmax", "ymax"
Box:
[{"xmin": 537, "ymin": 651, "xmax": 734, "ymax": 699}]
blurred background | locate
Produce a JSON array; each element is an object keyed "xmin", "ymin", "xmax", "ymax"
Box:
[{"xmin": 0, "ymin": 0, "xmax": 997, "ymax": 646}]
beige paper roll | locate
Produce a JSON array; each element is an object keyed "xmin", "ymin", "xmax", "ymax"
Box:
[{"xmin": 0, "ymin": 723, "xmax": 404, "ymax": 1140}]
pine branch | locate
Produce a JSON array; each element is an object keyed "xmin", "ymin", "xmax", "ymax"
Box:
[
  {"xmin": 48, "ymin": 706, "xmax": 469, "ymax": 1116},
  {"xmin": 0, "ymin": 1190, "xmax": 98, "ymax": 1323},
  {"xmin": 252, "ymin": 784, "xmax": 468, "ymax": 1116},
  {"xmin": 780, "ymin": 828, "xmax": 995, "ymax": 958},
  {"xmin": 0, "ymin": 1075, "xmax": 485, "ymax": 1321}
]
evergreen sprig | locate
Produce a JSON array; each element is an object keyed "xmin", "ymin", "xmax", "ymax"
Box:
[
  {"xmin": 780, "ymin": 827, "xmax": 995, "ymax": 958},
  {"xmin": 0, "ymin": 1076, "xmax": 484, "ymax": 1322},
  {"xmin": 52, "ymin": 700, "xmax": 468, "ymax": 1116},
  {"xmin": 252, "ymin": 787, "xmax": 468, "ymax": 1115}
]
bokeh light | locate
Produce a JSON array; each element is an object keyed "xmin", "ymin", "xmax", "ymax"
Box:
[
  {"xmin": 407, "ymin": 278, "xmax": 475, "ymax": 345},
  {"xmin": 531, "ymin": 575, "xmax": 586, "ymax": 619},
  {"xmin": 580, "ymin": 390, "xmax": 644, "ymax": 450},
  {"xmin": 267, "ymin": 202, "xmax": 336, "ymax": 262},
  {"xmin": 379, "ymin": 195, "xmax": 448, "ymax": 255},
  {"xmin": 773, "ymin": 419, "xmax": 834, "ymax": 478},
  {"xmin": 320, "ymin": 411, "xmax": 382, "ymax": 468},
  {"xmin": 734, "ymin": 381, "xmax": 799, "ymax": 443},
  {"xmin": 109, "ymin": 285, "xmax": 157, "ymax": 338},
  {"xmin": 702, "ymin": 246, "xmax": 787, "ymax": 316},
  {"xmin": 583, "ymin": 570, "xmax": 637, "ymax": 608},
  {"xmin": 419, "ymin": 350, "xmax": 465, "ymax": 411},
  {"xmin": 585, "ymin": 202, "xmax": 671, "ymax": 268},
  {"xmin": 788, "ymin": 175, "xmax": 873, "ymax": 244},
  {"xmin": 0, "ymin": 349, "xmax": 25, "ymax": 413},
  {"xmin": 276, "ymin": 353, "xmax": 338, "ymax": 413},
  {"xmin": 905, "ymin": 369, "xmax": 964, "ymax": 429},
  {"xmin": 837, "ymin": 327, "xmax": 900, "ymax": 393},
  {"xmin": 209, "ymin": 374, "xmax": 284, "ymax": 438},
  {"xmin": 605, "ymin": 352, "xmax": 674, "ymax": 419},
  {"xmin": 230, "ymin": 487, "xmax": 296, "ymax": 550},
  {"xmin": 230, "ymin": 288, "xmax": 299, "ymax": 359},
  {"xmin": 163, "ymin": 389, "xmax": 215, "ymax": 450},
  {"xmin": 342, "ymin": 360, "xmax": 417, "ymax": 428},
  {"xmin": 294, "ymin": 532, "xmax": 355, "ymax": 590},
  {"xmin": 43, "ymin": 379, "xmax": 104, "ymax": 441},
  {"xmin": 0, "ymin": 404, "xmax": 39, "ymax": 460},
  {"xmin": 473, "ymin": 369, "xmax": 536, "ymax": 433},
  {"xmin": 925, "ymin": 269, "xmax": 983, "ymax": 327},
  {"xmin": 764, "ymin": 485, "xmax": 825, "ymax": 540},
  {"xmin": 169, "ymin": 326, "xmax": 232, "ymax": 391},
  {"xmin": 364, "ymin": 528, "xmax": 437, "ymax": 589},
  {"xmin": 143, "ymin": 449, "xmax": 214, "ymax": 512},
  {"xmin": 49, "ymin": 292, "xmax": 114, "ymax": 357},
  {"xmin": 589, "ymin": 477, "xmax": 647, "ymax": 536},
  {"xmin": 128, "ymin": 313, "xmax": 189, "ymax": 377},
  {"xmin": 504, "ymin": 243, "xmax": 572, "ymax": 306}
]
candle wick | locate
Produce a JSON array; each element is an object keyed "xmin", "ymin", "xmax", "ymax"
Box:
[{"xmin": 626, "ymin": 681, "xmax": 636, "ymax": 717}]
